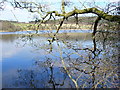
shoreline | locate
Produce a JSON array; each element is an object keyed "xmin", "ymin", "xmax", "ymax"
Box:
[{"xmin": 0, "ymin": 28, "xmax": 92, "ymax": 33}]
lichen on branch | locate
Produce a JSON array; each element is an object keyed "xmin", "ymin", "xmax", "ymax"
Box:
[{"xmin": 46, "ymin": 8, "xmax": 120, "ymax": 22}]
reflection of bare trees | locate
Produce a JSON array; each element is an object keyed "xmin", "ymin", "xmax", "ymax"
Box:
[
  {"xmin": 8, "ymin": 31, "xmax": 119, "ymax": 88},
  {"xmin": 58, "ymin": 42, "xmax": 118, "ymax": 88},
  {"xmin": 12, "ymin": 27, "xmax": 118, "ymax": 88},
  {"xmin": 13, "ymin": 57, "xmax": 70, "ymax": 88}
]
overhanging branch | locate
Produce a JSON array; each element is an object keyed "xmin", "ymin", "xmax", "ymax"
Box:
[{"xmin": 47, "ymin": 8, "xmax": 120, "ymax": 22}]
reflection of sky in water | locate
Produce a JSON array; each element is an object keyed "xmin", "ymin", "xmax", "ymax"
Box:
[
  {"xmin": 2, "ymin": 38, "xmax": 50, "ymax": 71},
  {"xmin": 2, "ymin": 33, "xmax": 92, "ymax": 66},
  {"xmin": 0, "ymin": 30, "xmax": 92, "ymax": 35},
  {"xmin": 2, "ymin": 35, "xmax": 91, "ymax": 67},
  {"xmin": 1, "ymin": 31, "xmax": 119, "ymax": 88},
  {"xmin": 1, "ymin": 32, "xmax": 94, "ymax": 88}
]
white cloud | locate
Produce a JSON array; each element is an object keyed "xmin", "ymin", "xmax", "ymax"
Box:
[
  {"xmin": 4, "ymin": 3, "xmax": 14, "ymax": 10},
  {"xmin": 108, "ymin": 0, "xmax": 119, "ymax": 2},
  {"xmin": 45, "ymin": 0, "xmax": 119, "ymax": 3},
  {"xmin": 1, "ymin": 43, "xmax": 22, "ymax": 59},
  {"xmin": 0, "ymin": 2, "xmax": 36, "ymax": 22}
]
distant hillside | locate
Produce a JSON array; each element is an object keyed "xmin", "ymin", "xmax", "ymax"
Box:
[
  {"xmin": 29, "ymin": 16, "xmax": 97, "ymax": 24},
  {"xmin": 1, "ymin": 16, "xmax": 118, "ymax": 32},
  {"xmin": 0, "ymin": 20, "xmax": 22, "ymax": 32},
  {"xmin": 0, "ymin": 17, "xmax": 97, "ymax": 32}
]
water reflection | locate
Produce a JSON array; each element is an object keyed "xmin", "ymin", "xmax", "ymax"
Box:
[
  {"xmin": 0, "ymin": 29, "xmax": 92, "ymax": 35},
  {"xmin": 1, "ymin": 31, "xmax": 119, "ymax": 88}
]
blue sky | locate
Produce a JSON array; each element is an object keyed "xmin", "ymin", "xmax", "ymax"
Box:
[{"xmin": 0, "ymin": 0, "xmax": 119, "ymax": 22}]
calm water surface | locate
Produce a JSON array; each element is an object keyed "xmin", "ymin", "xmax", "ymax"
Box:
[{"xmin": 1, "ymin": 30, "xmax": 119, "ymax": 88}]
